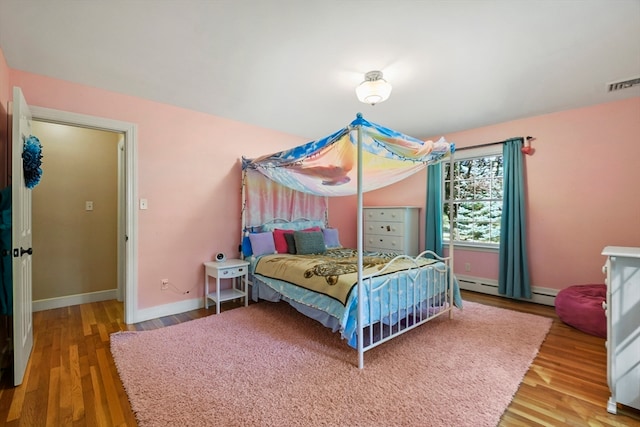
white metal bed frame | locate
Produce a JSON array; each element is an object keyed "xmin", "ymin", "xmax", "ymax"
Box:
[
  {"xmin": 246, "ymin": 244, "xmax": 455, "ymax": 369},
  {"xmin": 356, "ymin": 250, "xmax": 454, "ymax": 368},
  {"xmin": 351, "ymin": 123, "xmax": 455, "ymax": 368},
  {"xmin": 242, "ymin": 122, "xmax": 456, "ymax": 369}
]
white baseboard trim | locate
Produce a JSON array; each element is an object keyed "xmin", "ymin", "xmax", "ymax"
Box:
[
  {"xmin": 134, "ymin": 297, "xmax": 205, "ymax": 324},
  {"xmin": 457, "ymin": 275, "xmax": 558, "ymax": 306},
  {"xmin": 33, "ymin": 289, "xmax": 119, "ymax": 312},
  {"xmin": 33, "ymin": 290, "xmax": 210, "ymax": 324}
]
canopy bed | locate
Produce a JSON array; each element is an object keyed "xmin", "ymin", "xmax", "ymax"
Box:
[{"xmin": 241, "ymin": 114, "xmax": 459, "ymax": 368}]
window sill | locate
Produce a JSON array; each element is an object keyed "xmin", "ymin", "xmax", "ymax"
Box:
[{"xmin": 444, "ymin": 242, "xmax": 499, "ymax": 253}]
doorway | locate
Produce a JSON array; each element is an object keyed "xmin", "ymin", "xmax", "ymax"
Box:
[
  {"xmin": 31, "ymin": 121, "xmax": 121, "ymax": 308},
  {"xmin": 29, "ymin": 106, "xmax": 137, "ymax": 324}
]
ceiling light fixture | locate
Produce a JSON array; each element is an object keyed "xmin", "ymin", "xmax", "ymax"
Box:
[{"xmin": 356, "ymin": 70, "xmax": 392, "ymax": 105}]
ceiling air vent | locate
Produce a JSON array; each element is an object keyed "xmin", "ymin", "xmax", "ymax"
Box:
[{"xmin": 607, "ymin": 77, "xmax": 640, "ymax": 92}]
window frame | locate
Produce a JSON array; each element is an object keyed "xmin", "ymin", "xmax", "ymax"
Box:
[{"xmin": 443, "ymin": 144, "xmax": 503, "ymax": 250}]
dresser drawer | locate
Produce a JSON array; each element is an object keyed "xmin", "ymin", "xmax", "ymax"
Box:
[
  {"xmin": 365, "ymin": 220, "xmax": 405, "ymax": 237},
  {"xmin": 365, "ymin": 235, "xmax": 405, "ymax": 253},
  {"xmin": 364, "ymin": 208, "xmax": 407, "ymax": 222},
  {"xmin": 219, "ymin": 266, "xmax": 247, "ymax": 277},
  {"xmin": 363, "ymin": 206, "xmax": 419, "ymax": 256}
]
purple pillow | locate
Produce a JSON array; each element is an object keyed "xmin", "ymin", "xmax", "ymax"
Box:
[
  {"xmin": 323, "ymin": 228, "xmax": 341, "ymax": 248},
  {"xmin": 248, "ymin": 232, "xmax": 276, "ymax": 256}
]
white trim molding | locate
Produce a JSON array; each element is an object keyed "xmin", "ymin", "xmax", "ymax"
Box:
[
  {"xmin": 134, "ymin": 297, "xmax": 206, "ymax": 324},
  {"xmin": 30, "ymin": 105, "xmax": 138, "ymax": 325},
  {"xmin": 457, "ymin": 275, "xmax": 558, "ymax": 306},
  {"xmin": 33, "ymin": 289, "xmax": 118, "ymax": 312}
]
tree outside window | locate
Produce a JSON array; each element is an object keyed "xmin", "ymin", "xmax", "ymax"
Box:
[{"xmin": 443, "ymin": 154, "xmax": 503, "ymax": 245}]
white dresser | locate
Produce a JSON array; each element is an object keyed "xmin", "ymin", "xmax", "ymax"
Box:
[
  {"xmin": 601, "ymin": 246, "xmax": 640, "ymax": 414},
  {"xmin": 363, "ymin": 206, "xmax": 420, "ymax": 256}
]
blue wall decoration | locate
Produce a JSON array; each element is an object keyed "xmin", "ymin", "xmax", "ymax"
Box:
[{"xmin": 22, "ymin": 135, "xmax": 43, "ymax": 189}]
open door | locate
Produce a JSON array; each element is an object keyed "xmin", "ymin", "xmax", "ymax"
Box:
[{"xmin": 11, "ymin": 87, "xmax": 34, "ymax": 386}]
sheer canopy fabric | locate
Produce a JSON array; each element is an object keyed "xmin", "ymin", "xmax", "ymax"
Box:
[
  {"xmin": 242, "ymin": 168, "xmax": 328, "ymax": 228},
  {"xmin": 242, "ymin": 115, "xmax": 452, "ymax": 197}
]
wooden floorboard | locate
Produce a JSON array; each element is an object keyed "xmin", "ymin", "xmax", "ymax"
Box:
[{"xmin": 0, "ymin": 291, "xmax": 638, "ymax": 426}]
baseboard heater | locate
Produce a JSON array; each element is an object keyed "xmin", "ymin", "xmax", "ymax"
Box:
[{"xmin": 456, "ymin": 275, "xmax": 557, "ymax": 306}]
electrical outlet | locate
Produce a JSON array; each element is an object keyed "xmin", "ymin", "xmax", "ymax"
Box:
[
  {"xmin": 464, "ymin": 263, "xmax": 471, "ymax": 272},
  {"xmin": 161, "ymin": 279, "xmax": 169, "ymax": 290}
]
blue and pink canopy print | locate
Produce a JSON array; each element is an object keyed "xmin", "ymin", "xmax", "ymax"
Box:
[{"xmin": 242, "ymin": 114, "xmax": 453, "ymax": 197}]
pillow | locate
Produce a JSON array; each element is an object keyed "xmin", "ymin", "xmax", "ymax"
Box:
[
  {"xmin": 248, "ymin": 232, "xmax": 276, "ymax": 256},
  {"xmin": 294, "ymin": 231, "xmax": 326, "ymax": 255},
  {"xmin": 323, "ymin": 228, "xmax": 341, "ymax": 248},
  {"xmin": 241, "ymin": 234, "xmax": 253, "ymax": 257},
  {"xmin": 273, "ymin": 226, "xmax": 321, "ymax": 253},
  {"xmin": 283, "ymin": 232, "xmax": 297, "ymax": 254},
  {"xmin": 273, "ymin": 229, "xmax": 294, "ymax": 253}
]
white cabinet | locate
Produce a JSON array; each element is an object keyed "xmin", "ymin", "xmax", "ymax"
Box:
[
  {"xmin": 363, "ymin": 206, "xmax": 420, "ymax": 256},
  {"xmin": 601, "ymin": 246, "xmax": 640, "ymax": 414}
]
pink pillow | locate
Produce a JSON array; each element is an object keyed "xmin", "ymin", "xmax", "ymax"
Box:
[{"xmin": 273, "ymin": 229, "xmax": 294, "ymax": 254}]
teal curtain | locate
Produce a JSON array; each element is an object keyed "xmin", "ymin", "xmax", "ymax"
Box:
[
  {"xmin": 498, "ymin": 138, "xmax": 531, "ymax": 298},
  {"xmin": 425, "ymin": 162, "xmax": 443, "ymax": 257}
]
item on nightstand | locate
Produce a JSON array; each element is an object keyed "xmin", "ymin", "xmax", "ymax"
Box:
[{"xmin": 215, "ymin": 252, "xmax": 226, "ymax": 262}]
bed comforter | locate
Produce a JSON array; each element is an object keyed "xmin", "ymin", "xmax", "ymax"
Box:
[{"xmin": 251, "ymin": 249, "xmax": 462, "ymax": 347}]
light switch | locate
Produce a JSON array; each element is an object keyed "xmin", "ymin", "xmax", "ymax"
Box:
[
  {"xmin": 139, "ymin": 198, "xmax": 148, "ymax": 210},
  {"xmin": 85, "ymin": 201, "xmax": 93, "ymax": 211}
]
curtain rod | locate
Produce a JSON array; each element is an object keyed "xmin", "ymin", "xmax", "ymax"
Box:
[{"xmin": 453, "ymin": 136, "xmax": 534, "ymax": 152}]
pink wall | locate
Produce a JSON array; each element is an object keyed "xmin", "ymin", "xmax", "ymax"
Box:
[
  {"xmin": 4, "ymin": 43, "xmax": 639, "ymax": 309},
  {"xmin": 8, "ymin": 64, "xmax": 307, "ymax": 310},
  {"xmin": 331, "ymin": 97, "xmax": 640, "ymax": 291}
]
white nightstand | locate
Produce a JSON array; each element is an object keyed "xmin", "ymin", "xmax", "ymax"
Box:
[{"xmin": 204, "ymin": 259, "xmax": 250, "ymax": 314}]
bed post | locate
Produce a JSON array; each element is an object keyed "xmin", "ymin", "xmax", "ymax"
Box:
[
  {"xmin": 241, "ymin": 166, "xmax": 247, "ymax": 260},
  {"xmin": 356, "ymin": 120, "xmax": 365, "ymax": 369},
  {"xmin": 448, "ymin": 155, "xmax": 454, "ymax": 318}
]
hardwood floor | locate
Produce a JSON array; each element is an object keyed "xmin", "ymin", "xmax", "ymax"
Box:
[
  {"xmin": 0, "ymin": 291, "xmax": 638, "ymax": 426},
  {"xmin": 463, "ymin": 292, "xmax": 640, "ymax": 427}
]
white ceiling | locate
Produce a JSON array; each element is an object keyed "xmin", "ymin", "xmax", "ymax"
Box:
[{"xmin": 1, "ymin": 0, "xmax": 639, "ymax": 140}]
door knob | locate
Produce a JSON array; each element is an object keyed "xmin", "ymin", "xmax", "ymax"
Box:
[{"xmin": 20, "ymin": 247, "xmax": 33, "ymax": 256}]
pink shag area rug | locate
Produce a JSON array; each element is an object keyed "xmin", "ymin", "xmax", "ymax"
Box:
[{"xmin": 111, "ymin": 300, "xmax": 552, "ymax": 427}]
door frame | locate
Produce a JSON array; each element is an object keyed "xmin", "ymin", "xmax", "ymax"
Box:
[{"xmin": 30, "ymin": 106, "xmax": 138, "ymax": 324}]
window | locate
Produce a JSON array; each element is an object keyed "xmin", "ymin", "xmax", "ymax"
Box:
[{"xmin": 443, "ymin": 146, "xmax": 503, "ymax": 246}]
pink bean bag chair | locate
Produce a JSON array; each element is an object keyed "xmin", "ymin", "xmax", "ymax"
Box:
[{"xmin": 555, "ymin": 284, "xmax": 607, "ymax": 338}]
